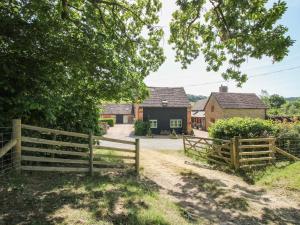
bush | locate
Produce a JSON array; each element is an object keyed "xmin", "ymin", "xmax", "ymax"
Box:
[
  {"xmin": 134, "ymin": 120, "xmax": 150, "ymax": 136},
  {"xmin": 99, "ymin": 118, "xmax": 115, "ymax": 127},
  {"xmin": 209, "ymin": 117, "xmax": 279, "ymax": 140}
]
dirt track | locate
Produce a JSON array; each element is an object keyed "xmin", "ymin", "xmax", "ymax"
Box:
[{"xmin": 141, "ymin": 150, "xmax": 300, "ymax": 225}]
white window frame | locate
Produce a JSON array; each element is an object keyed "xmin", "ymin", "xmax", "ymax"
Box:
[
  {"xmin": 149, "ymin": 120, "xmax": 158, "ymax": 128},
  {"xmin": 170, "ymin": 119, "xmax": 182, "ymax": 128}
]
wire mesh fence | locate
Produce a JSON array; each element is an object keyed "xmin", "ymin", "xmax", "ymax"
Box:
[
  {"xmin": 276, "ymin": 137, "xmax": 300, "ymax": 160},
  {"xmin": 0, "ymin": 127, "xmax": 19, "ymax": 176}
]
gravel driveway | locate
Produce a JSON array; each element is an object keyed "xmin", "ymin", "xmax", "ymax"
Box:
[{"xmin": 103, "ymin": 124, "xmax": 183, "ymax": 150}]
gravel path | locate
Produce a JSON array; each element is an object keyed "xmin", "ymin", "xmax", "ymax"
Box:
[
  {"xmin": 103, "ymin": 124, "xmax": 183, "ymax": 150},
  {"xmin": 104, "ymin": 124, "xmax": 300, "ymax": 224},
  {"xmin": 141, "ymin": 150, "xmax": 300, "ymax": 224}
]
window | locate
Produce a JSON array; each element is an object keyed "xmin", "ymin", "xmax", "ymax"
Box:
[
  {"xmin": 210, "ymin": 118, "xmax": 215, "ymax": 123},
  {"xmin": 170, "ymin": 119, "xmax": 182, "ymax": 128},
  {"xmin": 149, "ymin": 120, "xmax": 157, "ymax": 128},
  {"xmin": 211, "ymin": 105, "xmax": 215, "ymax": 112}
]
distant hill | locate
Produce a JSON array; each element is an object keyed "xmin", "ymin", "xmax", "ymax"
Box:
[
  {"xmin": 187, "ymin": 94, "xmax": 207, "ymax": 102},
  {"xmin": 286, "ymin": 97, "xmax": 300, "ymax": 102}
]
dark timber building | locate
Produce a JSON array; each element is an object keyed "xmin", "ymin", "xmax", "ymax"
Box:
[{"xmin": 135, "ymin": 87, "xmax": 192, "ymax": 135}]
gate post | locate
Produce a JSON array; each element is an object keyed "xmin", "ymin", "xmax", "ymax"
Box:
[
  {"xmin": 89, "ymin": 131, "xmax": 94, "ymax": 176},
  {"xmin": 269, "ymin": 137, "xmax": 276, "ymax": 163},
  {"xmin": 183, "ymin": 135, "xmax": 186, "ymax": 153},
  {"xmin": 135, "ymin": 138, "xmax": 140, "ymax": 175},
  {"xmin": 231, "ymin": 136, "xmax": 240, "ymax": 170},
  {"xmin": 12, "ymin": 119, "xmax": 21, "ymax": 173}
]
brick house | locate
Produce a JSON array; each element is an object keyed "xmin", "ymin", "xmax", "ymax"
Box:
[
  {"xmin": 101, "ymin": 104, "xmax": 134, "ymax": 124},
  {"xmin": 191, "ymin": 98, "xmax": 207, "ymax": 129},
  {"xmin": 204, "ymin": 86, "xmax": 268, "ymax": 130},
  {"xmin": 135, "ymin": 87, "xmax": 192, "ymax": 135}
]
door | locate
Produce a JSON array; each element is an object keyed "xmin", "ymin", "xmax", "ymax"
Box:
[
  {"xmin": 116, "ymin": 115, "xmax": 123, "ymax": 124},
  {"xmin": 123, "ymin": 115, "xmax": 129, "ymax": 124}
]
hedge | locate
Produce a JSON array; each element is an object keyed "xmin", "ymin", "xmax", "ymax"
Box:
[
  {"xmin": 99, "ymin": 118, "xmax": 115, "ymax": 127},
  {"xmin": 134, "ymin": 120, "xmax": 150, "ymax": 136},
  {"xmin": 208, "ymin": 117, "xmax": 280, "ymax": 140}
]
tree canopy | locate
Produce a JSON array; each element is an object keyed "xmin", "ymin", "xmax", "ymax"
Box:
[
  {"xmin": 0, "ymin": 0, "xmax": 164, "ymax": 132},
  {"xmin": 169, "ymin": 0, "xmax": 294, "ymax": 86}
]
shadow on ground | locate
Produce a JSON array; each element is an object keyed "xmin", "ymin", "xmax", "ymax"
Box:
[
  {"xmin": 167, "ymin": 171, "xmax": 300, "ymax": 225},
  {"xmin": 0, "ymin": 171, "xmax": 165, "ymax": 225}
]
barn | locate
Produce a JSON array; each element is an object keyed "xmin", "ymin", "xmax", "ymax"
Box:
[{"xmin": 101, "ymin": 104, "xmax": 134, "ymax": 124}]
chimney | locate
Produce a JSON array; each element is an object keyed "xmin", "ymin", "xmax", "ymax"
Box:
[
  {"xmin": 162, "ymin": 100, "xmax": 168, "ymax": 107},
  {"xmin": 219, "ymin": 85, "xmax": 228, "ymax": 93}
]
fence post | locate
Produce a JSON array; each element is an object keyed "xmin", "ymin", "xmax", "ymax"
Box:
[
  {"xmin": 232, "ymin": 136, "xmax": 240, "ymax": 170},
  {"xmin": 183, "ymin": 135, "xmax": 186, "ymax": 153},
  {"xmin": 269, "ymin": 137, "xmax": 276, "ymax": 163},
  {"xmin": 12, "ymin": 119, "xmax": 21, "ymax": 173},
  {"xmin": 135, "ymin": 138, "xmax": 140, "ymax": 175},
  {"xmin": 230, "ymin": 138, "xmax": 235, "ymax": 168},
  {"xmin": 89, "ymin": 131, "xmax": 94, "ymax": 176}
]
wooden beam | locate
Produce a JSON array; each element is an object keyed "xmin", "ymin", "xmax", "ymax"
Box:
[
  {"xmin": 93, "ymin": 135, "xmax": 135, "ymax": 145},
  {"xmin": 13, "ymin": 119, "xmax": 21, "ymax": 173},
  {"xmin": 239, "ymin": 150, "xmax": 273, "ymax": 156},
  {"xmin": 94, "ymin": 154, "xmax": 136, "ymax": 160},
  {"xmin": 135, "ymin": 138, "xmax": 140, "ymax": 174},
  {"xmin": 93, "ymin": 145, "xmax": 135, "ymax": 153},
  {"xmin": 21, "ymin": 136, "xmax": 89, "ymax": 149},
  {"xmin": 21, "ymin": 124, "xmax": 89, "ymax": 138},
  {"xmin": 21, "ymin": 166, "xmax": 89, "ymax": 172},
  {"xmin": 22, "ymin": 146, "xmax": 88, "ymax": 157},
  {"xmin": 0, "ymin": 139, "xmax": 17, "ymax": 158},
  {"xmin": 273, "ymin": 146, "xmax": 300, "ymax": 161},
  {"xmin": 239, "ymin": 156, "xmax": 273, "ymax": 163},
  {"xmin": 21, "ymin": 155, "xmax": 89, "ymax": 164},
  {"xmin": 239, "ymin": 144, "xmax": 269, "ymax": 149},
  {"xmin": 89, "ymin": 131, "xmax": 94, "ymax": 176},
  {"xmin": 239, "ymin": 138, "xmax": 275, "ymax": 142}
]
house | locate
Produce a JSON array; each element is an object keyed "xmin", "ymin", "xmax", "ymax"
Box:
[
  {"xmin": 135, "ymin": 87, "xmax": 192, "ymax": 135},
  {"xmin": 101, "ymin": 104, "xmax": 134, "ymax": 124},
  {"xmin": 191, "ymin": 98, "xmax": 207, "ymax": 129},
  {"xmin": 204, "ymin": 86, "xmax": 268, "ymax": 130}
]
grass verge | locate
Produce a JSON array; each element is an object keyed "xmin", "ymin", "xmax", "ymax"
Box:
[
  {"xmin": 0, "ymin": 171, "xmax": 195, "ymax": 225},
  {"xmin": 252, "ymin": 161, "xmax": 300, "ymax": 191}
]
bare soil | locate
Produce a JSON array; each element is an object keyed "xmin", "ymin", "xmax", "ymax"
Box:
[{"xmin": 140, "ymin": 150, "xmax": 300, "ymax": 225}]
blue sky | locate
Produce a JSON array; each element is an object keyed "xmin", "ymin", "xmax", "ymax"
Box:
[{"xmin": 144, "ymin": 0, "xmax": 300, "ymax": 97}]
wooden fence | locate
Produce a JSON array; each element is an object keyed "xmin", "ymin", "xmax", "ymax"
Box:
[
  {"xmin": 0, "ymin": 119, "xmax": 140, "ymax": 175},
  {"xmin": 183, "ymin": 135, "xmax": 299, "ymax": 170},
  {"xmin": 183, "ymin": 136, "xmax": 232, "ymax": 166}
]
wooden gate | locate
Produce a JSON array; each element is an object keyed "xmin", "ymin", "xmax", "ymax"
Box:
[
  {"xmin": 183, "ymin": 136, "xmax": 232, "ymax": 166},
  {"xmin": 235, "ymin": 137, "xmax": 276, "ymax": 169},
  {"xmin": 183, "ymin": 135, "xmax": 299, "ymax": 170}
]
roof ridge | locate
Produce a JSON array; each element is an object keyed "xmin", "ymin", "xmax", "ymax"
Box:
[{"xmin": 212, "ymin": 92, "xmax": 257, "ymax": 95}]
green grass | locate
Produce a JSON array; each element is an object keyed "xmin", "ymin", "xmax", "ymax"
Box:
[
  {"xmin": 0, "ymin": 171, "xmax": 197, "ymax": 225},
  {"xmin": 253, "ymin": 162, "xmax": 300, "ymax": 191}
]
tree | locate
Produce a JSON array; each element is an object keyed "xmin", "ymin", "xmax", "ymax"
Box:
[
  {"xmin": 260, "ymin": 90, "xmax": 270, "ymax": 107},
  {"xmin": 269, "ymin": 94, "xmax": 286, "ymax": 108},
  {"xmin": 169, "ymin": 0, "xmax": 294, "ymax": 86},
  {"xmin": 0, "ymin": 0, "xmax": 165, "ymax": 131}
]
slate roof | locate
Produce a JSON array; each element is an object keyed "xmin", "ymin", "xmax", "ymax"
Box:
[
  {"xmin": 209, "ymin": 92, "xmax": 268, "ymax": 109},
  {"xmin": 141, "ymin": 87, "xmax": 190, "ymax": 108},
  {"xmin": 102, "ymin": 104, "xmax": 133, "ymax": 115},
  {"xmin": 192, "ymin": 111, "xmax": 205, "ymax": 118},
  {"xmin": 192, "ymin": 99, "xmax": 208, "ymax": 111}
]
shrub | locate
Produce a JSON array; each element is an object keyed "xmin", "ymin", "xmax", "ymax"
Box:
[
  {"xmin": 208, "ymin": 117, "xmax": 280, "ymax": 140},
  {"xmin": 134, "ymin": 120, "xmax": 150, "ymax": 136},
  {"xmin": 99, "ymin": 118, "xmax": 115, "ymax": 127}
]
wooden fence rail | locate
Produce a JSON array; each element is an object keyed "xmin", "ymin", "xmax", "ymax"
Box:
[
  {"xmin": 0, "ymin": 119, "xmax": 140, "ymax": 175},
  {"xmin": 184, "ymin": 135, "xmax": 299, "ymax": 170}
]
